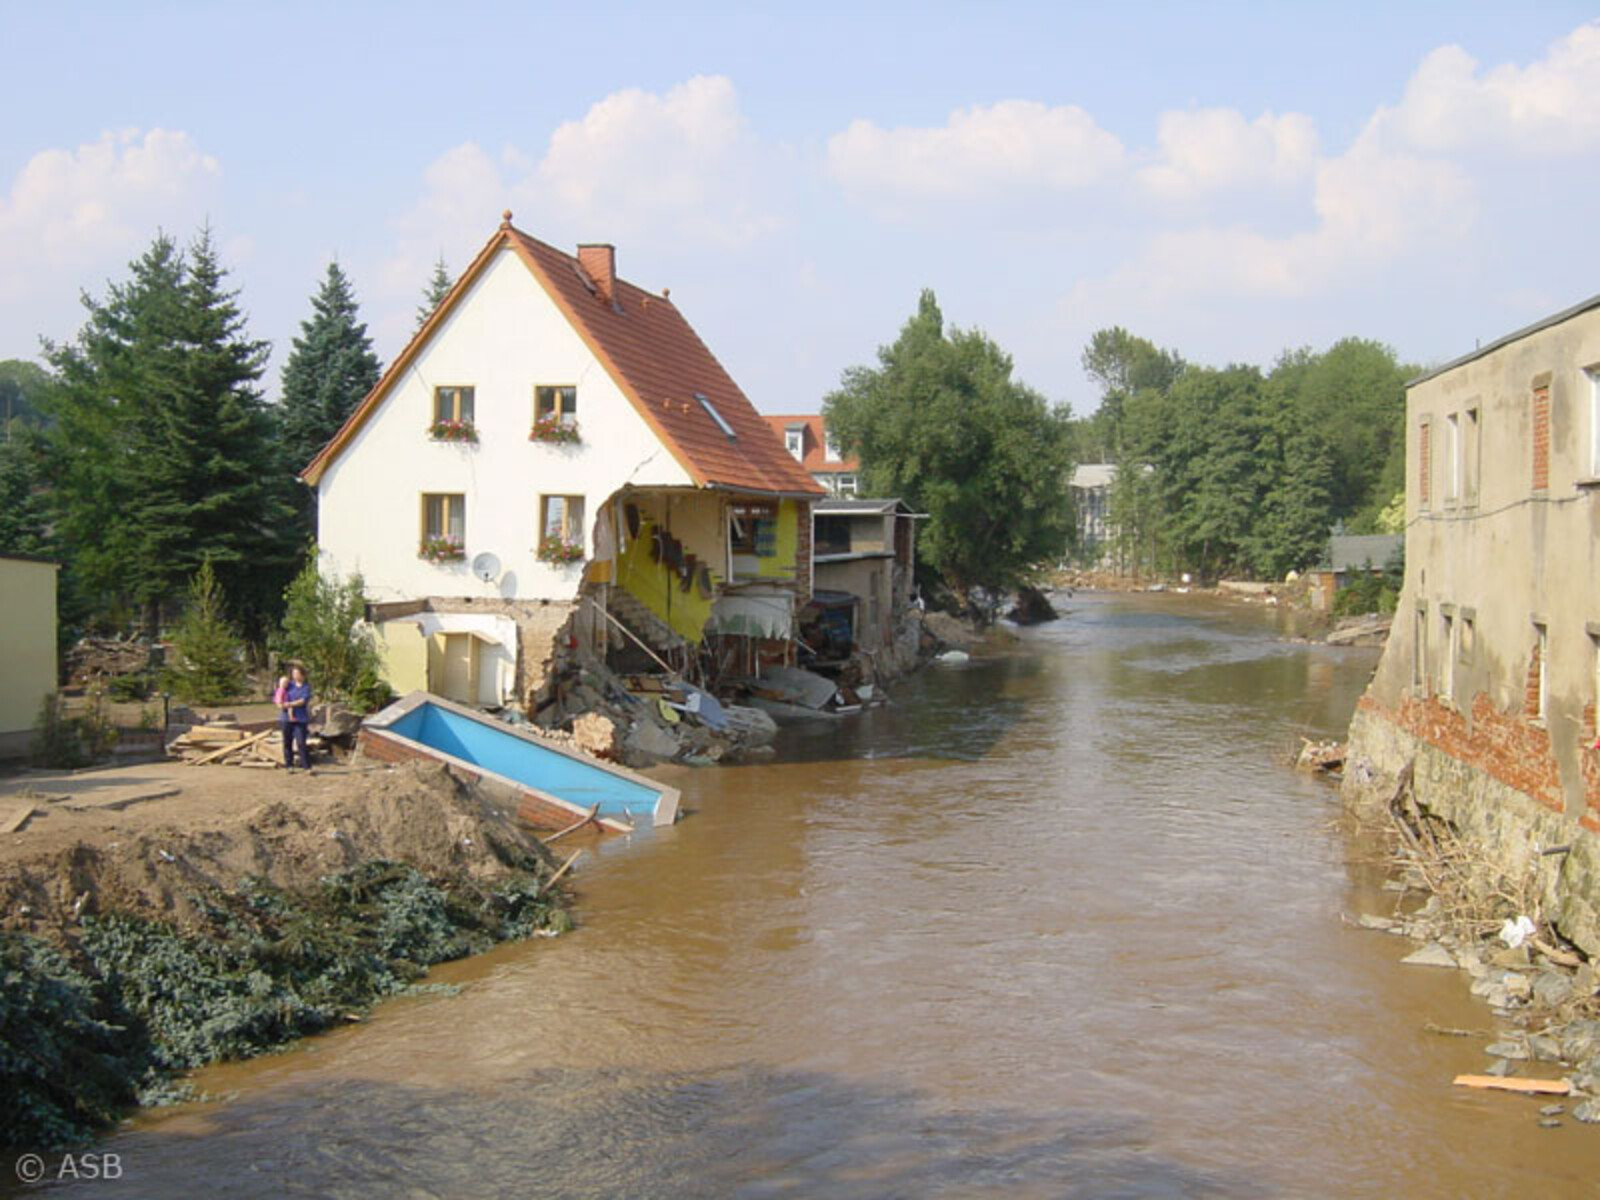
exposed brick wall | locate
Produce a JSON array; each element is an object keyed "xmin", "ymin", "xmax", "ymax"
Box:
[
  {"xmin": 1525, "ymin": 637, "xmax": 1544, "ymax": 719},
  {"xmin": 1532, "ymin": 384, "xmax": 1550, "ymax": 491},
  {"xmin": 357, "ymin": 728, "xmax": 596, "ymax": 830},
  {"xmin": 1359, "ymin": 691, "xmax": 1565, "ymax": 814}
]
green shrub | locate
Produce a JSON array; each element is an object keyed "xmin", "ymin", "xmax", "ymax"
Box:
[
  {"xmin": 278, "ymin": 555, "xmax": 387, "ymax": 706},
  {"xmin": 2, "ymin": 858, "xmax": 568, "ymax": 1148},
  {"xmin": 29, "ymin": 693, "xmax": 87, "ymax": 769},
  {"xmin": 107, "ymin": 672, "xmax": 154, "ymax": 702},
  {"xmin": 1331, "ymin": 567, "xmax": 1397, "ymax": 618},
  {"xmin": 0, "ymin": 934, "xmax": 139, "ymax": 1149}
]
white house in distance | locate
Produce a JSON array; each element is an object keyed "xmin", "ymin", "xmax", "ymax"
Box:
[
  {"xmin": 764, "ymin": 413, "xmax": 860, "ymax": 496},
  {"xmin": 302, "ymin": 212, "xmax": 823, "ymax": 709}
]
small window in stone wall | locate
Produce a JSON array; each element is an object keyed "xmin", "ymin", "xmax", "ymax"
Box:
[
  {"xmin": 1413, "ymin": 604, "xmax": 1428, "ymax": 693},
  {"xmin": 1590, "ymin": 627, "xmax": 1600, "ymax": 741},
  {"xmin": 1418, "ymin": 420, "xmax": 1432, "ymax": 510},
  {"xmin": 1532, "ymin": 384, "xmax": 1551, "ymax": 493},
  {"xmin": 1459, "ymin": 612, "xmax": 1475, "ymax": 664},
  {"xmin": 1530, "ymin": 622, "xmax": 1549, "ymax": 722},
  {"xmin": 1440, "ymin": 610, "xmax": 1456, "ymax": 701}
]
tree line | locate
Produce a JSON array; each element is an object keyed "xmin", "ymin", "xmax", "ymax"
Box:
[
  {"xmin": 1071, "ymin": 327, "xmax": 1412, "ymax": 581},
  {"xmin": 822, "ymin": 300, "xmax": 1413, "ymax": 610},
  {"xmin": 0, "ymin": 229, "xmax": 454, "ymax": 652}
]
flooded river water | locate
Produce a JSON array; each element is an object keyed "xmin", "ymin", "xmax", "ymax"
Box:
[{"xmin": 46, "ymin": 595, "xmax": 1600, "ymax": 1196}]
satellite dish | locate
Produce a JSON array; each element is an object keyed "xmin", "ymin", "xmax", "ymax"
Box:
[{"xmin": 471, "ymin": 551, "xmax": 502, "ymax": 583}]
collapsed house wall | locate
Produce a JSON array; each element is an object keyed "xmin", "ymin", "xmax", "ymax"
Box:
[
  {"xmin": 1343, "ymin": 295, "xmax": 1600, "ymax": 956},
  {"xmin": 372, "ymin": 597, "xmax": 580, "ymax": 707}
]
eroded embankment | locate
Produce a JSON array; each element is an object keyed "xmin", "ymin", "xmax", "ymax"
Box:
[{"xmin": 0, "ymin": 762, "xmax": 569, "ymax": 1149}]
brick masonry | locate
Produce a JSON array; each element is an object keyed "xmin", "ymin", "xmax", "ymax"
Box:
[
  {"xmin": 1532, "ymin": 384, "xmax": 1550, "ymax": 492},
  {"xmin": 356, "ymin": 728, "xmax": 592, "ymax": 830},
  {"xmin": 1346, "ymin": 702, "xmax": 1600, "ymax": 956}
]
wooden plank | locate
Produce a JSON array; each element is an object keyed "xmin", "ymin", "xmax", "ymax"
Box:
[
  {"xmin": 62, "ymin": 784, "xmax": 180, "ymax": 812},
  {"xmin": 189, "ymin": 729, "xmax": 274, "ymax": 766},
  {"xmin": 1452, "ymin": 1074, "xmax": 1570, "ymax": 1095},
  {"xmin": 543, "ymin": 804, "xmax": 600, "ymax": 845},
  {"xmin": 0, "ymin": 804, "xmax": 35, "ymax": 833}
]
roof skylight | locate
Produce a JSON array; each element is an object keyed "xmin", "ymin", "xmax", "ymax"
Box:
[{"xmin": 696, "ymin": 392, "xmax": 736, "ymax": 439}]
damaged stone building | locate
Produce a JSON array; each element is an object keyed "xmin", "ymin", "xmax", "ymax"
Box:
[
  {"xmin": 1344, "ymin": 293, "xmax": 1600, "ymax": 954},
  {"xmin": 301, "ymin": 213, "xmax": 824, "ymax": 710}
]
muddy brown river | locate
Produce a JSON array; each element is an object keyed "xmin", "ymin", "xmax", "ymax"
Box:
[{"xmin": 36, "ymin": 595, "xmax": 1600, "ymax": 1196}]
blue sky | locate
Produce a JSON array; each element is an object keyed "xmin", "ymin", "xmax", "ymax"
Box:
[{"xmin": 2, "ymin": 2, "xmax": 1598, "ymax": 415}]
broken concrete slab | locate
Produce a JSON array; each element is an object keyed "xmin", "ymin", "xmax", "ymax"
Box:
[{"xmin": 1401, "ymin": 942, "xmax": 1459, "ymax": 968}]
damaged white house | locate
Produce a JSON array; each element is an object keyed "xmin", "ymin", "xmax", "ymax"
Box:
[{"xmin": 301, "ymin": 212, "xmax": 824, "ymax": 708}]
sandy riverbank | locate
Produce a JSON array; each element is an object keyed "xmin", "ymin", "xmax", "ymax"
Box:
[{"xmin": 0, "ymin": 759, "xmax": 571, "ymax": 1149}]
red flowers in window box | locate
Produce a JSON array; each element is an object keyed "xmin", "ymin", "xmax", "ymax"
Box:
[
  {"xmin": 428, "ymin": 418, "xmax": 478, "ymax": 442},
  {"xmin": 537, "ymin": 537, "xmax": 585, "ymax": 564},
  {"xmin": 419, "ymin": 536, "xmax": 466, "ymax": 562},
  {"xmin": 529, "ymin": 414, "xmax": 581, "ymax": 444}
]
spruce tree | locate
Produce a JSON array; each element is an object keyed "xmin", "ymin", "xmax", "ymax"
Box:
[
  {"xmin": 42, "ymin": 234, "xmax": 189, "ymax": 620},
  {"xmin": 278, "ymin": 261, "xmax": 382, "ymax": 520},
  {"xmin": 416, "ymin": 255, "xmax": 453, "ymax": 330},
  {"xmin": 168, "ymin": 559, "xmax": 247, "ymax": 703},
  {"xmin": 0, "ymin": 426, "xmax": 52, "ymax": 558},
  {"xmin": 43, "ymin": 229, "xmax": 297, "ymax": 638}
]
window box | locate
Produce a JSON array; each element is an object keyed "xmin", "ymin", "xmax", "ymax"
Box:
[
  {"xmin": 529, "ymin": 413, "xmax": 581, "ymax": 444},
  {"xmin": 537, "ymin": 537, "xmax": 585, "ymax": 565},
  {"xmin": 428, "ymin": 418, "xmax": 478, "ymax": 443},
  {"xmin": 420, "ymin": 536, "xmax": 466, "ymax": 563}
]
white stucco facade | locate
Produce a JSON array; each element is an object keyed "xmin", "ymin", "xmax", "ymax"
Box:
[{"xmin": 316, "ymin": 246, "xmax": 693, "ymax": 603}]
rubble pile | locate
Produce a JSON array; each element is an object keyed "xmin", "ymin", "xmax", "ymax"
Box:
[
  {"xmin": 66, "ymin": 636, "xmax": 155, "ymax": 688},
  {"xmin": 532, "ymin": 649, "xmax": 777, "ymax": 768}
]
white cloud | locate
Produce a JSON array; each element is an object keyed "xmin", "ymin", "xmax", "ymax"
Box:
[
  {"xmin": 1373, "ymin": 21, "xmax": 1600, "ymax": 155},
  {"xmin": 1138, "ymin": 108, "xmax": 1317, "ymax": 198},
  {"xmin": 536, "ymin": 74, "xmax": 777, "ymax": 245},
  {"xmin": 826, "ymin": 99, "xmax": 1124, "ymax": 203},
  {"xmin": 376, "ymin": 76, "xmax": 784, "ymax": 348},
  {"xmin": 0, "ymin": 128, "xmax": 221, "ymax": 305},
  {"xmin": 1069, "ymin": 136, "xmax": 1474, "ymax": 313}
]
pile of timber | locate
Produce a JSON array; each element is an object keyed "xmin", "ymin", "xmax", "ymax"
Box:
[
  {"xmin": 67, "ymin": 636, "xmax": 153, "ymax": 687},
  {"xmin": 167, "ymin": 723, "xmax": 280, "ymax": 769}
]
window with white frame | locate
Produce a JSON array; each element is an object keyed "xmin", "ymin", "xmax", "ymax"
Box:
[
  {"xmin": 824, "ymin": 429, "xmax": 842, "ymax": 462},
  {"xmin": 785, "ymin": 428, "xmax": 804, "ymax": 461},
  {"xmin": 835, "ymin": 473, "xmax": 858, "ymax": 497},
  {"xmin": 539, "ymin": 495, "xmax": 585, "ymax": 548}
]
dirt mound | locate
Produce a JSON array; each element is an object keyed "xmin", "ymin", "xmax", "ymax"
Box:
[{"xmin": 0, "ymin": 761, "xmax": 555, "ymax": 941}]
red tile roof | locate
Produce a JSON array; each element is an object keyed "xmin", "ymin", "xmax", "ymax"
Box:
[
  {"xmin": 763, "ymin": 413, "xmax": 860, "ymax": 474},
  {"xmin": 303, "ymin": 217, "xmax": 823, "ymax": 498}
]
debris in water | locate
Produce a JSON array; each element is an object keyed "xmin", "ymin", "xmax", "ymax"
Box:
[
  {"xmin": 1499, "ymin": 915, "xmax": 1537, "ymax": 949},
  {"xmin": 1452, "ymin": 1074, "xmax": 1570, "ymax": 1095}
]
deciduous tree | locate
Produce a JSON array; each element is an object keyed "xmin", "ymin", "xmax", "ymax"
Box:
[{"xmin": 824, "ymin": 291, "xmax": 1074, "ymax": 617}]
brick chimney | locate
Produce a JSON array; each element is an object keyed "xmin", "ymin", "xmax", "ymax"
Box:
[{"xmin": 577, "ymin": 243, "xmax": 616, "ymax": 306}]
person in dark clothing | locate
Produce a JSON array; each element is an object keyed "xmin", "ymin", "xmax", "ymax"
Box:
[{"xmin": 279, "ymin": 663, "xmax": 313, "ymax": 772}]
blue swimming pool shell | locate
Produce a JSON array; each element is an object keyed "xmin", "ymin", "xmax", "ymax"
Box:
[{"xmin": 386, "ymin": 702, "xmax": 664, "ymax": 819}]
